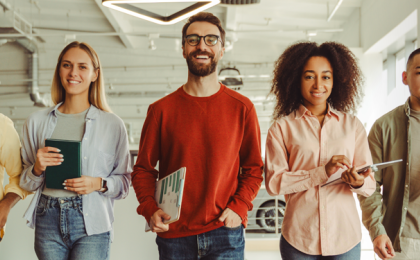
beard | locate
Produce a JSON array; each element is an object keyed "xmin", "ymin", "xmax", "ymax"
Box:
[{"xmin": 186, "ymin": 50, "xmax": 218, "ymax": 77}]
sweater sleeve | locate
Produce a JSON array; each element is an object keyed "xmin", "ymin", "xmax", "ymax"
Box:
[
  {"xmin": 131, "ymin": 105, "xmax": 161, "ymax": 224},
  {"xmin": 227, "ymin": 105, "xmax": 264, "ymax": 220}
]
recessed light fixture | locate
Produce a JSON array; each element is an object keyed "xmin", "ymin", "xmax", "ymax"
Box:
[
  {"xmin": 102, "ymin": 0, "xmax": 220, "ymax": 25},
  {"xmin": 307, "ymin": 31, "xmax": 317, "ymax": 37}
]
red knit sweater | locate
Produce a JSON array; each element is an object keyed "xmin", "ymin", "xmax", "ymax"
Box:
[{"xmin": 132, "ymin": 84, "xmax": 264, "ymax": 238}]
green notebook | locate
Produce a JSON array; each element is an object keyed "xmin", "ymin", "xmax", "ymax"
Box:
[{"xmin": 45, "ymin": 139, "xmax": 81, "ymax": 190}]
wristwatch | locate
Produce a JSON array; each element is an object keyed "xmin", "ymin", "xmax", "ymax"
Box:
[{"xmin": 99, "ymin": 178, "xmax": 107, "ymax": 192}]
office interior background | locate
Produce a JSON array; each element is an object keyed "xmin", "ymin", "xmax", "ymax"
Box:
[{"xmin": 0, "ymin": 0, "xmax": 419, "ymax": 259}]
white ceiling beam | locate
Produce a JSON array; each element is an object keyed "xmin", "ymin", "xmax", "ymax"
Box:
[
  {"xmin": 225, "ymin": 6, "xmax": 238, "ymax": 32},
  {"xmin": 94, "ymin": 0, "xmax": 136, "ymax": 49}
]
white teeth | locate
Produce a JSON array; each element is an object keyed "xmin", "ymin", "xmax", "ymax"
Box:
[
  {"xmin": 312, "ymin": 93, "xmax": 324, "ymax": 97},
  {"xmin": 69, "ymin": 80, "xmax": 79, "ymax": 84},
  {"xmin": 196, "ymin": 55, "xmax": 209, "ymax": 59}
]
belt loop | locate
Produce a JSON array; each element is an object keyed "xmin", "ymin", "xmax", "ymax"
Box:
[{"xmin": 47, "ymin": 195, "xmax": 52, "ymax": 209}]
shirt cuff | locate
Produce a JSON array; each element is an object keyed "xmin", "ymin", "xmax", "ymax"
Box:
[
  {"xmin": 310, "ymin": 166, "xmax": 329, "ymax": 186},
  {"xmin": 369, "ymin": 224, "xmax": 387, "ymax": 242},
  {"xmin": 350, "ymin": 182, "xmax": 365, "ymax": 191},
  {"xmin": 138, "ymin": 201, "xmax": 160, "ymax": 224},
  {"xmin": 27, "ymin": 165, "xmax": 44, "ymax": 183},
  {"xmin": 227, "ymin": 198, "xmax": 248, "ymax": 221},
  {"xmin": 101, "ymin": 177, "xmax": 114, "ymax": 196},
  {"xmin": 4, "ymin": 189, "xmax": 25, "ymax": 200}
]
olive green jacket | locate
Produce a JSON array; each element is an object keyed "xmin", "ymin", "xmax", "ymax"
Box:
[{"xmin": 358, "ymin": 99, "xmax": 411, "ymax": 252}]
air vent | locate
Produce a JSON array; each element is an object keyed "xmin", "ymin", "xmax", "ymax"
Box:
[
  {"xmin": 0, "ymin": 11, "xmax": 32, "ymax": 35},
  {"xmin": 221, "ymin": 0, "xmax": 260, "ymax": 4}
]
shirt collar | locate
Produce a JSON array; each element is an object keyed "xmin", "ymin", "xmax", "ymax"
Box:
[
  {"xmin": 49, "ymin": 102, "xmax": 100, "ymax": 120},
  {"xmin": 404, "ymin": 97, "xmax": 411, "ymax": 117},
  {"xmin": 295, "ymin": 103, "xmax": 340, "ymax": 121}
]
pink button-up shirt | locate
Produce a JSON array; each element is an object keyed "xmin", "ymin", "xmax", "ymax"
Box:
[{"xmin": 265, "ymin": 105, "xmax": 375, "ymax": 256}]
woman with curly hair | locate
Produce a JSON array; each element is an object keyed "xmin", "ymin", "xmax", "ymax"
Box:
[{"xmin": 265, "ymin": 41, "xmax": 375, "ymax": 259}]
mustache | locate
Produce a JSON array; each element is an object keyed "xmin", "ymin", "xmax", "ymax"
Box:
[{"xmin": 188, "ymin": 50, "xmax": 215, "ymax": 59}]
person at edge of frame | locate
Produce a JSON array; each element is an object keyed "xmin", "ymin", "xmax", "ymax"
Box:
[
  {"xmin": 131, "ymin": 12, "xmax": 264, "ymax": 260},
  {"xmin": 19, "ymin": 41, "xmax": 131, "ymax": 260},
  {"xmin": 264, "ymin": 41, "xmax": 375, "ymax": 260},
  {"xmin": 0, "ymin": 114, "xmax": 32, "ymax": 242},
  {"xmin": 359, "ymin": 48, "xmax": 420, "ymax": 260}
]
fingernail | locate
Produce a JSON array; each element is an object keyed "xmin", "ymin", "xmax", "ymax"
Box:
[
  {"xmin": 62, "ymin": 183, "xmax": 66, "ymax": 186},
  {"xmin": 60, "ymin": 154, "xmax": 64, "ymax": 157},
  {"xmin": 57, "ymin": 149, "xmax": 61, "ymax": 152},
  {"xmin": 64, "ymin": 187, "xmax": 67, "ymax": 190},
  {"xmin": 60, "ymin": 159, "xmax": 64, "ymax": 162},
  {"xmin": 57, "ymin": 162, "xmax": 62, "ymax": 165},
  {"xmin": 64, "ymin": 180, "xmax": 67, "ymax": 183}
]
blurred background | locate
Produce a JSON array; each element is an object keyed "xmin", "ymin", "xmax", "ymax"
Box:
[{"xmin": 1, "ymin": 0, "xmax": 419, "ymax": 259}]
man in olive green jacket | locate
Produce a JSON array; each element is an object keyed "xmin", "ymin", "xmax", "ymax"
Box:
[{"xmin": 359, "ymin": 48, "xmax": 420, "ymax": 260}]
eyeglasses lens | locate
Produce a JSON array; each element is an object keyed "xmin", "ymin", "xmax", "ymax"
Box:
[
  {"xmin": 205, "ymin": 36, "xmax": 218, "ymax": 46},
  {"xmin": 187, "ymin": 36, "xmax": 199, "ymax": 46}
]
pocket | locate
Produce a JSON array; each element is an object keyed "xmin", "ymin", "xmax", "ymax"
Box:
[
  {"xmin": 222, "ymin": 224, "xmax": 243, "ymax": 231},
  {"xmin": 35, "ymin": 204, "xmax": 47, "ymax": 216},
  {"xmin": 93, "ymin": 150, "xmax": 115, "ymax": 177}
]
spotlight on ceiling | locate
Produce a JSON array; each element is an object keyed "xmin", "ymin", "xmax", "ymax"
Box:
[
  {"xmin": 102, "ymin": 0, "xmax": 220, "ymax": 25},
  {"xmin": 148, "ymin": 39, "xmax": 157, "ymax": 50},
  {"xmin": 306, "ymin": 31, "xmax": 317, "ymax": 37}
]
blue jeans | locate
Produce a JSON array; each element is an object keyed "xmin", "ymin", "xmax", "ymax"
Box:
[
  {"xmin": 280, "ymin": 236, "xmax": 361, "ymax": 260},
  {"xmin": 156, "ymin": 225, "xmax": 245, "ymax": 260},
  {"xmin": 34, "ymin": 194, "xmax": 111, "ymax": 260}
]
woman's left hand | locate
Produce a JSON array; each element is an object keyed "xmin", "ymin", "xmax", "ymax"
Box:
[
  {"xmin": 64, "ymin": 176, "xmax": 102, "ymax": 195},
  {"xmin": 341, "ymin": 167, "xmax": 372, "ymax": 188}
]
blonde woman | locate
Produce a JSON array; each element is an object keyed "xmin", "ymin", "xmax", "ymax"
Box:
[{"xmin": 20, "ymin": 41, "xmax": 131, "ymax": 260}]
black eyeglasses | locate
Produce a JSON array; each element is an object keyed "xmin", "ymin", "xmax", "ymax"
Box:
[{"xmin": 185, "ymin": 34, "xmax": 223, "ymax": 47}]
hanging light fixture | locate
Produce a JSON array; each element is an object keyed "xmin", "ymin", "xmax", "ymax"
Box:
[{"xmin": 102, "ymin": 0, "xmax": 220, "ymax": 25}]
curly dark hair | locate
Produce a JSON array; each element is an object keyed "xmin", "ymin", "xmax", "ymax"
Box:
[{"xmin": 270, "ymin": 41, "xmax": 363, "ymax": 119}]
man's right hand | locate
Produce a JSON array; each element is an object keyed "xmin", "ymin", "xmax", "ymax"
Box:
[
  {"xmin": 325, "ymin": 155, "xmax": 351, "ymax": 177},
  {"xmin": 33, "ymin": 147, "xmax": 63, "ymax": 176},
  {"xmin": 149, "ymin": 209, "xmax": 171, "ymax": 233},
  {"xmin": 373, "ymin": 234, "xmax": 395, "ymax": 259}
]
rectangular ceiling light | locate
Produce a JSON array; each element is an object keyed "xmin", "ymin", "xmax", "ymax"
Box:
[{"xmin": 102, "ymin": 0, "xmax": 220, "ymax": 25}]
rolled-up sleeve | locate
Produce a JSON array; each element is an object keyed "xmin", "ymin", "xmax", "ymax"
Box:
[
  {"xmin": 19, "ymin": 117, "xmax": 44, "ymax": 192},
  {"xmin": 1, "ymin": 116, "xmax": 31, "ymax": 199}
]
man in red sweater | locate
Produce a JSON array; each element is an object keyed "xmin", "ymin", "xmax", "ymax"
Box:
[{"xmin": 132, "ymin": 12, "xmax": 263, "ymax": 259}]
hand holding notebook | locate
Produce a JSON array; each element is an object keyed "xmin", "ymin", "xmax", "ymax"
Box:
[
  {"xmin": 145, "ymin": 167, "xmax": 186, "ymax": 232},
  {"xmin": 45, "ymin": 139, "xmax": 81, "ymax": 189}
]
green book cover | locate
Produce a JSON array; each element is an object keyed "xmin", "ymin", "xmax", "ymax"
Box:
[{"xmin": 45, "ymin": 139, "xmax": 81, "ymax": 190}]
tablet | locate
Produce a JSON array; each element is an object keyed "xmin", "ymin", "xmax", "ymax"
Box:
[{"xmin": 321, "ymin": 159, "xmax": 403, "ymax": 187}]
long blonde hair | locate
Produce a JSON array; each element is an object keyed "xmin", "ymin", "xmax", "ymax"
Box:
[{"xmin": 51, "ymin": 41, "xmax": 112, "ymax": 112}]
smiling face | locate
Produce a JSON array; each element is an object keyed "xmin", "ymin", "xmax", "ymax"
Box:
[
  {"xmin": 300, "ymin": 56, "xmax": 334, "ymax": 111},
  {"xmin": 403, "ymin": 53, "xmax": 420, "ymax": 104},
  {"xmin": 182, "ymin": 21, "xmax": 224, "ymax": 77},
  {"xmin": 59, "ymin": 47, "xmax": 98, "ymax": 99}
]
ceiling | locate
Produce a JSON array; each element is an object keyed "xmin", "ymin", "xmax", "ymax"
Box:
[{"xmin": 0, "ymin": 0, "xmax": 364, "ymax": 146}]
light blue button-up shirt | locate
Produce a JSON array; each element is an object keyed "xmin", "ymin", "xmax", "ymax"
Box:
[{"xmin": 20, "ymin": 103, "xmax": 132, "ymax": 237}]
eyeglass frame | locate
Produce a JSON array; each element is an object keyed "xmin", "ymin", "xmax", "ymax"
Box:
[{"xmin": 184, "ymin": 34, "xmax": 224, "ymax": 47}]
